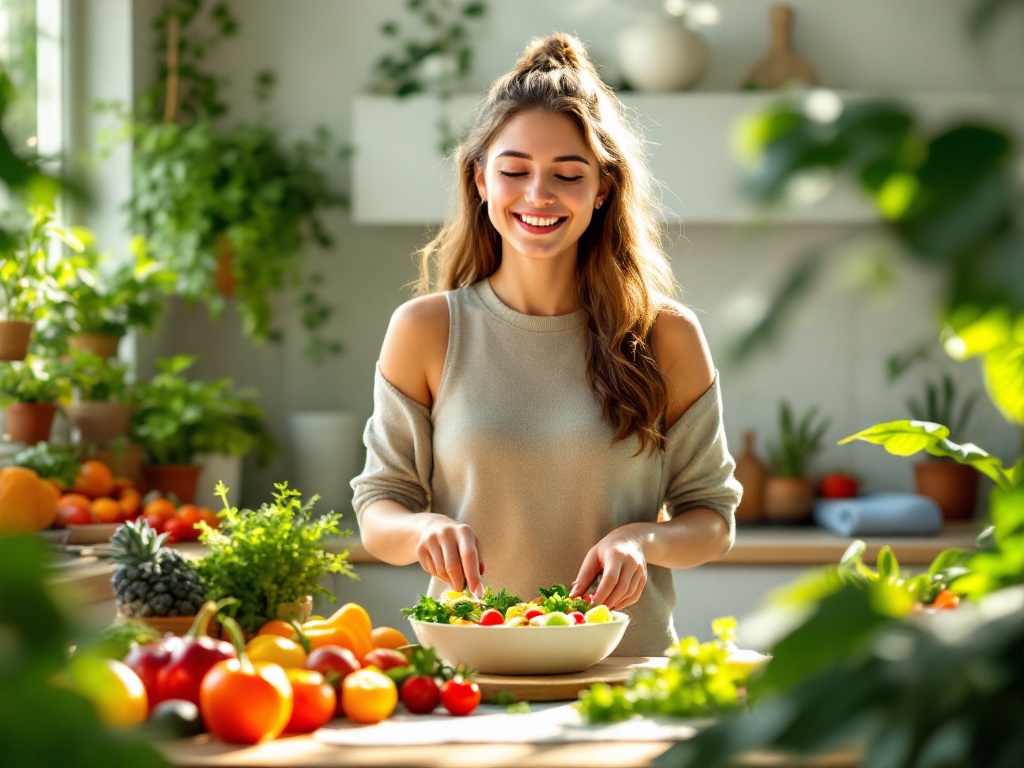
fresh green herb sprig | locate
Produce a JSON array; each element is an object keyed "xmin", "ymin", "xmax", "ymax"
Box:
[
  {"xmin": 577, "ymin": 617, "xmax": 748, "ymax": 723},
  {"xmin": 12, "ymin": 442, "xmax": 81, "ymax": 488},
  {"xmin": 196, "ymin": 481, "xmax": 356, "ymax": 633},
  {"xmin": 480, "ymin": 587, "xmax": 520, "ymax": 615},
  {"xmin": 401, "ymin": 595, "xmax": 452, "ymax": 624},
  {"xmin": 538, "ymin": 583, "xmax": 591, "ymax": 615}
]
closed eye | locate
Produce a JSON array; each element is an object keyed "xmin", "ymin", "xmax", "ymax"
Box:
[
  {"xmin": 499, "ymin": 171, "xmax": 527, "ymax": 178},
  {"xmin": 556, "ymin": 175, "xmax": 584, "ymax": 182}
]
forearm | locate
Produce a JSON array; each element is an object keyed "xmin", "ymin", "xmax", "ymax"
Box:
[
  {"xmin": 628, "ymin": 507, "xmax": 732, "ymax": 570},
  {"xmin": 358, "ymin": 499, "xmax": 446, "ymax": 566}
]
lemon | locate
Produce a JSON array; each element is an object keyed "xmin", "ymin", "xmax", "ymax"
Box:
[{"xmin": 584, "ymin": 604, "xmax": 611, "ymax": 624}]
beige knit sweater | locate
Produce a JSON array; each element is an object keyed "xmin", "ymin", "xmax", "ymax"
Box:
[{"xmin": 352, "ymin": 279, "xmax": 741, "ymax": 656}]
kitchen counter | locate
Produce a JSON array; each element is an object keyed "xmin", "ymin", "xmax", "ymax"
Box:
[{"xmin": 49, "ymin": 522, "xmax": 981, "ymax": 609}]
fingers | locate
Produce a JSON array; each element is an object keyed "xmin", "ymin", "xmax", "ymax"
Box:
[
  {"xmin": 607, "ymin": 567, "xmax": 645, "ymax": 610},
  {"xmin": 415, "ymin": 521, "xmax": 483, "ymax": 592},
  {"xmin": 571, "ymin": 549, "xmax": 601, "ymax": 598}
]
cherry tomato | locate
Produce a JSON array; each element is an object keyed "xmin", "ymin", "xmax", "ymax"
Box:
[
  {"xmin": 523, "ymin": 608, "xmax": 545, "ymax": 622},
  {"xmin": 341, "ymin": 669, "xmax": 398, "ymax": 724},
  {"xmin": 818, "ymin": 473, "xmax": 859, "ymax": 499},
  {"xmin": 440, "ymin": 677, "xmax": 480, "ymax": 717},
  {"xmin": 479, "ymin": 609, "xmax": 504, "ymax": 626},
  {"xmin": 932, "ymin": 589, "xmax": 961, "ymax": 610},
  {"xmin": 568, "ymin": 611, "xmax": 586, "ymax": 625},
  {"xmin": 400, "ymin": 675, "xmax": 440, "ymax": 715},
  {"xmin": 284, "ymin": 669, "xmax": 336, "ymax": 734}
]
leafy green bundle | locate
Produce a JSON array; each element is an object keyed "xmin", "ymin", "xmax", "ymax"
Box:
[
  {"xmin": 402, "ymin": 583, "xmax": 588, "ymax": 624},
  {"xmin": 196, "ymin": 482, "xmax": 356, "ymax": 632}
]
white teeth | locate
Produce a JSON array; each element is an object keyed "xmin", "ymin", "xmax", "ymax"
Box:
[{"xmin": 519, "ymin": 214, "xmax": 561, "ymax": 227}]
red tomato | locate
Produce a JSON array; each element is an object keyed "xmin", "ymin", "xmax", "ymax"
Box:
[
  {"xmin": 818, "ymin": 473, "xmax": 859, "ymax": 499},
  {"xmin": 162, "ymin": 516, "xmax": 195, "ymax": 543},
  {"xmin": 54, "ymin": 504, "xmax": 93, "ymax": 528},
  {"xmin": 523, "ymin": 608, "xmax": 544, "ymax": 622},
  {"xmin": 362, "ymin": 648, "xmax": 408, "ymax": 671},
  {"xmin": 400, "ymin": 675, "xmax": 440, "ymax": 714},
  {"xmin": 200, "ymin": 659, "xmax": 293, "ymax": 744},
  {"xmin": 568, "ymin": 611, "xmax": 586, "ymax": 625},
  {"xmin": 284, "ymin": 669, "xmax": 336, "ymax": 733},
  {"xmin": 440, "ymin": 677, "xmax": 480, "ymax": 717},
  {"xmin": 306, "ymin": 645, "xmax": 362, "ymax": 716},
  {"xmin": 478, "ymin": 609, "xmax": 504, "ymax": 626},
  {"xmin": 932, "ymin": 589, "xmax": 961, "ymax": 610}
]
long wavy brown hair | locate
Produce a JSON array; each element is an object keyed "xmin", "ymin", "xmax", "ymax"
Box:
[{"xmin": 417, "ymin": 33, "xmax": 675, "ymax": 454}]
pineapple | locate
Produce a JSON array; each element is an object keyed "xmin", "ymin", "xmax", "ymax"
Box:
[{"xmin": 110, "ymin": 519, "xmax": 207, "ymax": 617}]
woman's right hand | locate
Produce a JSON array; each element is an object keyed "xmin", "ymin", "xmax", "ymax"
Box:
[{"xmin": 415, "ymin": 515, "xmax": 485, "ymax": 594}]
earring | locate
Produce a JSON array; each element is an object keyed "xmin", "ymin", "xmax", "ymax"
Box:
[{"xmin": 595, "ymin": 198, "xmax": 604, "ymax": 209}]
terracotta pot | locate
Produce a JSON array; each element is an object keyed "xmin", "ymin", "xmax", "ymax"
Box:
[
  {"xmin": 90, "ymin": 442, "xmax": 144, "ymax": 487},
  {"xmin": 64, "ymin": 401, "xmax": 133, "ymax": 446},
  {"xmin": 0, "ymin": 320, "xmax": 33, "ymax": 361},
  {"xmin": 734, "ymin": 430, "xmax": 769, "ymax": 523},
  {"xmin": 763, "ymin": 476, "xmax": 815, "ymax": 523},
  {"xmin": 4, "ymin": 402, "xmax": 58, "ymax": 444},
  {"xmin": 141, "ymin": 464, "xmax": 202, "ymax": 505},
  {"xmin": 214, "ymin": 237, "xmax": 236, "ymax": 297},
  {"xmin": 68, "ymin": 332, "xmax": 121, "ymax": 359},
  {"xmin": 914, "ymin": 461, "xmax": 979, "ymax": 521}
]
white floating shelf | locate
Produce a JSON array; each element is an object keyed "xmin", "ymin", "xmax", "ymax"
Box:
[{"xmin": 352, "ymin": 91, "xmax": 1014, "ymax": 226}]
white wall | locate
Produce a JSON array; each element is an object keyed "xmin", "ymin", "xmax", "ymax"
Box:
[{"xmin": 72, "ymin": 0, "xmax": 1023, "ymax": 509}]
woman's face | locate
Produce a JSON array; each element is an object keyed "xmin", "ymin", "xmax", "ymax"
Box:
[{"xmin": 475, "ymin": 110, "xmax": 609, "ymax": 266}]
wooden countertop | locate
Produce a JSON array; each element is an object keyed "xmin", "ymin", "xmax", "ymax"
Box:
[{"xmin": 48, "ymin": 523, "xmax": 981, "ymax": 607}]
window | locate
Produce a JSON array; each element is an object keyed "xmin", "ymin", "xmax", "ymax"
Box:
[{"xmin": 0, "ymin": 0, "xmax": 37, "ymax": 151}]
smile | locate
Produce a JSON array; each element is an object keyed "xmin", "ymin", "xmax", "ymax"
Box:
[{"xmin": 513, "ymin": 212, "xmax": 567, "ymax": 232}]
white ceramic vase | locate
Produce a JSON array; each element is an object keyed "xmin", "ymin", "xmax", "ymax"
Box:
[
  {"xmin": 288, "ymin": 410, "xmax": 365, "ymax": 516},
  {"xmin": 617, "ymin": 10, "xmax": 708, "ymax": 92}
]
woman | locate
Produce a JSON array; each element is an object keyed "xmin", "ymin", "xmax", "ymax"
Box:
[{"xmin": 352, "ymin": 33, "xmax": 741, "ymax": 656}]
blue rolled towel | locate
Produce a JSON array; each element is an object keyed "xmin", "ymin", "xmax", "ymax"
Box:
[{"xmin": 813, "ymin": 492, "xmax": 943, "ymax": 537}]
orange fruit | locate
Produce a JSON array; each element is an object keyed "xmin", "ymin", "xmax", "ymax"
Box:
[
  {"xmin": 0, "ymin": 466, "xmax": 58, "ymax": 532},
  {"xmin": 119, "ymin": 488, "xmax": 142, "ymax": 518},
  {"xmin": 370, "ymin": 626, "xmax": 409, "ymax": 651},
  {"xmin": 43, "ymin": 480, "xmax": 63, "ymax": 501},
  {"xmin": 112, "ymin": 476, "xmax": 136, "ymax": 498},
  {"xmin": 142, "ymin": 497, "xmax": 176, "ymax": 521},
  {"xmin": 72, "ymin": 460, "xmax": 116, "ymax": 500},
  {"xmin": 91, "ymin": 496, "xmax": 124, "ymax": 524},
  {"xmin": 58, "ymin": 493, "xmax": 93, "ymax": 511},
  {"xmin": 197, "ymin": 506, "xmax": 220, "ymax": 529}
]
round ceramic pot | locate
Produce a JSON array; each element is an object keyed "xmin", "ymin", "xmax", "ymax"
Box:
[
  {"xmin": 141, "ymin": 464, "xmax": 202, "ymax": 505},
  {"xmin": 68, "ymin": 332, "xmax": 121, "ymax": 360},
  {"xmin": 617, "ymin": 10, "xmax": 708, "ymax": 92},
  {"xmin": 0, "ymin": 320, "xmax": 33, "ymax": 361},
  {"xmin": 4, "ymin": 402, "xmax": 58, "ymax": 445},
  {"xmin": 763, "ymin": 476, "xmax": 815, "ymax": 523},
  {"xmin": 914, "ymin": 461, "xmax": 979, "ymax": 520},
  {"xmin": 65, "ymin": 401, "xmax": 133, "ymax": 446}
]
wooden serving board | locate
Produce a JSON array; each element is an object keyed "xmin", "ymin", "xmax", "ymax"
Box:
[{"xmin": 474, "ymin": 656, "xmax": 667, "ymax": 703}]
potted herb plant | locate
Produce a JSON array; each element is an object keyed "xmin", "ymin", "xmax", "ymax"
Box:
[
  {"xmin": 128, "ymin": 355, "xmax": 277, "ymax": 504},
  {"xmin": 122, "ymin": 1, "xmax": 344, "ymax": 363},
  {"xmin": 0, "ymin": 206, "xmax": 84, "ymax": 361},
  {"xmin": 196, "ymin": 481, "xmax": 356, "ymax": 634},
  {"xmin": 905, "ymin": 373, "xmax": 982, "ymax": 519},
  {"xmin": 35, "ymin": 235, "xmax": 175, "ymax": 359},
  {"xmin": 0, "ymin": 356, "xmax": 71, "ymax": 445},
  {"xmin": 763, "ymin": 401, "xmax": 831, "ymax": 523},
  {"xmin": 58, "ymin": 350, "xmax": 134, "ymax": 447}
]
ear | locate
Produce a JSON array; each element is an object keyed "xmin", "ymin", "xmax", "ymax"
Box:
[
  {"xmin": 596, "ymin": 176, "xmax": 613, "ymax": 208},
  {"xmin": 474, "ymin": 160, "xmax": 487, "ymax": 201}
]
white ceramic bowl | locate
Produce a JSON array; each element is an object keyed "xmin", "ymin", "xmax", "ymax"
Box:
[{"xmin": 408, "ymin": 612, "xmax": 630, "ymax": 675}]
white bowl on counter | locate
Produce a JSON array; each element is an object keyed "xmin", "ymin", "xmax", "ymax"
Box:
[{"xmin": 408, "ymin": 612, "xmax": 630, "ymax": 675}]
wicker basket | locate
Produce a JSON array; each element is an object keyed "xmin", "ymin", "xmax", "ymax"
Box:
[{"xmin": 115, "ymin": 596, "xmax": 312, "ymax": 640}]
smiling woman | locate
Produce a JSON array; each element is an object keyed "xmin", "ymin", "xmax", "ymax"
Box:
[{"xmin": 352, "ymin": 33, "xmax": 741, "ymax": 659}]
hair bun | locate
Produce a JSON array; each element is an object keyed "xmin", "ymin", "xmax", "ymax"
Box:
[{"xmin": 517, "ymin": 33, "xmax": 591, "ymax": 74}]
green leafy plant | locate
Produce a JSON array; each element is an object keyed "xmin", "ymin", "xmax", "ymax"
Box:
[
  {"xmin": 906, "ymin": 374, "xmax": 979, "ymax": 439},
  {"xmin": 127, "ymin": 355, "xmax": 276, "ymax": 466},
  {"xmin": 195, "ymin": 481, "xmax": 356, "ymax": 632},
  {"xmin": 34, "ymin": 236, "xmax": 175, "ymax": 351},
  {"xmin": 0, "ymin": 356, "xmax": 70, "ymax": 405},
  {"xmin": 12, "ymin": 442, "xmax": 81, "ymax": 488},
  {"xmin": 58, "ymin": 350, "xmax": 132, "ymax": 403},
  {"xmin": 0, "ymin": 206, "xmax": 84, "ymax": 323},
  {"xmin": 765, "ymin": 401, "xmax": 830, "ymax": 477},
  {"xmin": 121, "ymin": 0, "xmax": 345, "ymax": 363},
  {"xmin": 577, "ymin": 617, "xmax": 750, "ymax": 723}
]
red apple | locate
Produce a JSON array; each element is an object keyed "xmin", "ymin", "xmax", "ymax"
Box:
[
  {"xmin": 306, "ymin": 645, "xmax": 362, "ymax": 716},
  {"xmin": 361, "ymin": 648, "xmax": 409, "ymax": 671},
  {"xmin": 818, "ymin": 473, "xmax": 859, "ymax": 499}
]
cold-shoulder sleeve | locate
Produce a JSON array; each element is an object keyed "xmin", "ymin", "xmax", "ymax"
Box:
[
  {"xmin": 350, "ymin": 365, "xmax": 434, "ymax": 525},
  {"xmin": 661, "ymin": 373, "xmax": 741, "ymax": 542}
]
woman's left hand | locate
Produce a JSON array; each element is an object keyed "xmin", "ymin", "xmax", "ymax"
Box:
[{"xmin": 570, "ymin": 525, "xmax": 649, "ymax": 610}]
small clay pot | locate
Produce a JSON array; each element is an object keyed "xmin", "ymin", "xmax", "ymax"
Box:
[
  {"xmin": 4, "ymin": 402, "xmax": 58, "ymax": 444},
  {"xmin": 0, "ymin": 320, "xmax": 33, "ymax": 361},
  {"xmin": 914, "ymin": 461, "xmax": 979, "ymax": 521},
  {"xmin": 141, "ymin": 464, "xmax": 202, "ymax": 505},
  {"xmin": 763, "ymin": 476, "xmax": 815, "ymax": 523}
]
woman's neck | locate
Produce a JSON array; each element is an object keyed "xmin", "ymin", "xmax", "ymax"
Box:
[{"xmin": 488, "ymin": 258, "xmax": 579, "ymax": 316}]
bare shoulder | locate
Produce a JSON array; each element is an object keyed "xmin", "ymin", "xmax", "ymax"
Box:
[
  {"xmin": 652, "ymin": 300, "xmax": 715, "ymax": 428},
  {"xmin": 378, "ymin": 293, "xmax": 450, "ymax": 409}
]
